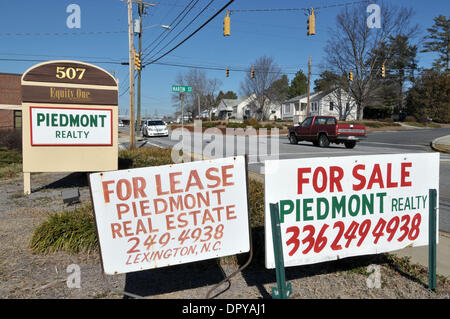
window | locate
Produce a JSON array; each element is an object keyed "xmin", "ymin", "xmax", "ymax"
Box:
[
  {"xmin": 316, "ymin": 117, "xmax": 327, "ymax": 125},
  {"xmin": 14, "ymin": 111, "xmax": 22, "ymax": 129},
  {"xmin": 329, "ymin": 102, "xmax": 334, "ymax": 111},
  {"xmin": 295, "ymin": 102, "xmax": 299, "ymax": 112},
  {"xmin": 301, "ymin": 103, "xmax": 306, "ymax": 111},
  {"xmin": 326, "ymin": 117, "xmax": 337, "ymax": 125},
  {"xmin": 301, "ymin": 117, "xmax": 313, "ymax": 127},
  {"xmin": 284, "ymin": 104, "xmax": 291, "ymax": 114}
]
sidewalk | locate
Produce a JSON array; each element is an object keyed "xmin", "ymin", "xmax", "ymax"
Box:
[{"xmin": 431, "ymin": 135, "xmax": 450, "ymax": 153}]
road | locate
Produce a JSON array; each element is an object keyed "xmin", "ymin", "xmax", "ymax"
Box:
[{"xmin": 120, "ymin": 126, "xmax": 450, "ymax": 233}]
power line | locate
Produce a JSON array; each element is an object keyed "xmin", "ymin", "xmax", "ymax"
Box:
[
  {"xmin": 140, "ymin": 0, "xmax": 199, "ymax": 60},
  {"xmin": 143, "ymin": 0, "xmax": 217, "ymax": 63},
  {"xmin": 144, "ymin": 0, "xmax": 235, "ymax": 67}
]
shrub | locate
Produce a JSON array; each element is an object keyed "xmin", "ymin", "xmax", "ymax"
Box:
[
  {"xmin": 246, "ymin": 118, "xmax": 259, "ymax": 126},
  {"xmin": 0, "ymin": 129, "xmax": 22, "ymax": 151},
  {"xmin": 29, "ymin": 203, "xmax": 98, "ymax": 254},
  {"xmin": 404, "ymin": 115, "xmax": 417, "ymax": 122},
  {"xmin": 118, "ymin": 147, "xmax": 173, "ymax": 169},
  {"xmin": 227, "ymin": 122, "xmax": 247, "ymax": 129}
]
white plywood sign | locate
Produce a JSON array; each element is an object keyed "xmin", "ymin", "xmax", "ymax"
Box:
[
  {"xmin": 89, "ymin": 156, "xmax": 250, "ymax": 275},
  {"xmin": 264, "ymin": 153, "xmax": 440, "ymax": 269}
]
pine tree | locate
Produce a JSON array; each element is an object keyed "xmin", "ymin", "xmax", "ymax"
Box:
[{"xmin": 421, "ymin": 15, "xmax": 450, "ymax": 73}]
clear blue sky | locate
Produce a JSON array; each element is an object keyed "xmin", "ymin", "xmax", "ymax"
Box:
[{"xmin": 0, "ymin": 0, "xmax": 447, "ymax": 117}]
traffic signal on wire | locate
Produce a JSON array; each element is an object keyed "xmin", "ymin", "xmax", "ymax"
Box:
[
  {"xmin": 251, "ymin": 66, "xmax": 255, "ymax": 79},
  {"xmin": 307, "ymin": 8, "xmax": 316, "ymax": 36},
  {"xmin": 226, "ymin": 67, "xmax": 229, "ymax": 77},
  {"xmin": 381, "ymin": 63, "xmax": 386, "ymax": 77},
  {"xmin": 223, "ymin": 10, "xmax": 230, "ymax": 36},
  {"xmin": 349, "ymin": 69, "xmax": 353, "ymax": 82}
]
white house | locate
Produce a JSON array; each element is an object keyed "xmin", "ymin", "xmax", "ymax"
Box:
[
  {"xmin": 281, "ymin": 88, "xmax": 358, "ymax": 122},
  {"xmin": 216, "ymin": 94, "xmax": 281, "ymax": 120}
]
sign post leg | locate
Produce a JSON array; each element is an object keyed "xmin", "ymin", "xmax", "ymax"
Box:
[
  {"xmin": 428, "ymin": 188, "xmax": 437, "ymax": 291},
  {"xmin": 23, "ymin": 172, "xmax": 31, "ymax": 195},
  {"xmin": 269, "ymin": 203, "xmax": 292, "ymax": 299}
]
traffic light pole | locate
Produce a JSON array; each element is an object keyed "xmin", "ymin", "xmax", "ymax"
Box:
[
  {"xmin": 306, "ymin": 56, "xmax": 311, "ymax": 117},
  {"xmin": 127, "ymin": 0, "xmax": 136, "ymax": 149}
]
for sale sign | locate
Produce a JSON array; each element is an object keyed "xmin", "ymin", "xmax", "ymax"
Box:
[
  {"xmin": 89, "ymin": 156, "xmax": 250, "ymax": 275},
  {"xmin": 264, "ymin": 153, "xmax": 439, "ymax": 269},
  {"xmin": 30, "ymin": 106, "xmax": 113, "ymax": 146}
]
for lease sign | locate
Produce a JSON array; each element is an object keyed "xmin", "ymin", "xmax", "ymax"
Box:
[
  {"xmin": 30, "ymin": 106, "xmax": 113, "ymax": 146},
  {"xmin": 89, "ymin": 156, "xmax": 250, "ymax": 275},
  {"xmin": 264, "ymin": 153, "xmax": 439, "ymax": 269}
]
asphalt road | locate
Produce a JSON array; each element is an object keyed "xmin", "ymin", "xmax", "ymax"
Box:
[{"xmin": 121, "ymin": 126, "xmax": 450, "ymax": 233}]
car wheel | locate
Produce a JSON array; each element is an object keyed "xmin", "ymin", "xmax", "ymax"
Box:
[
  {"xmin": 318, "ymin": 134, "xmax": 329, "ymax": 147},
  {"xmin": 289, "ymin": 133, "xmax": 298, "ymax": 145},
  {"xmin": 344, "ymin": 141, "xmax": 356, "ymax": 149}
]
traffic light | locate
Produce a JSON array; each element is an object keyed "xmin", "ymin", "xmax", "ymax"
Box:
[
  {"xmin": 381, "ymin": 63, "xmax": 386, "ymax": 78},
  {"xmin": 134, "ymin": 49, "xmax": 141, "ymax": 71},
  {"xmin": 223, "ymin": 10, "xmax": 230, "ymax": 36},
  {"xmin": 250, "ymin": 66, "xmax": 255, "ymax": 79},
  {"xmin": 226, "ymin": 67, "xmax": 229, "ymax": 77},
  {"xmin": 349, "ymin": 69, "xmax": 353, "ymax": 82},
  {"xmin": 307, "ymin": 8, "xmax": 316, "ymax": 36}
]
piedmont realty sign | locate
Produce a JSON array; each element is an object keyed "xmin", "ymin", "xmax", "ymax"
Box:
[
  {"xmin": 30, "ymin": 107, "xmax": 112, "ymax": 146},
  {"xmin": 21, "ymin": 60, "xmax": 118, "ymax": 194},
  {"xmin": 264, "ymin": 153, "xmax": 439, "ymax": 269},
  {"xmin": 89, "ymin": 156, "xmax": 250, "ymax": 275}
]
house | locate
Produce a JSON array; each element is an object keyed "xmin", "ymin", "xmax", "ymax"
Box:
[
  {"xmin": 217, "ymin": 94, "xmax": 281, "ymax": 120},
  {"xmin": 0, "ymin": 73, "xmax": 22, "ymax": 130},
  {"xmin": 281, "ymin": 88, "xmax": 357, "ymax": 122}
]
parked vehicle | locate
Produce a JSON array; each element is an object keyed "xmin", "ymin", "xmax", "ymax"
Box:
[
  {"xmin": 141, "ymin": 119, "xmax": 169, "ymax": 137},
  {"xmin": 288, "ymin": 116, "xmax": 366, "ymax": 149}
]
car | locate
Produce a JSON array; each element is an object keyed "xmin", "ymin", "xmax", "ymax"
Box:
[
  {"xmin": 288, "ymin": 115, "xmax": 366, "ymax": 149},
  {"xmin": 141, "ymin": 119, "xmax": 169, "ymax": 137}
]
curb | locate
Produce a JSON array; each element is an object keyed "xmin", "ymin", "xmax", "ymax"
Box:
[{"xmin": 430, "ymin": 135, "xmax": 450, "ymax": 154}]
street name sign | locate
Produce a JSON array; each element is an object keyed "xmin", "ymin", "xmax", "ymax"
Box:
[
  {"xmin": 264, "ymin": 153, "xmax": 439, "ymax": 269},
  {"xmin": 21, "ymin": 60, "xmax": 118, "ymax": 194},
  {"xmin": 172, "ymin": 85, "xmax": 192, "ymax": 93},
  {"xmin": 89, "ymin": 156, "xmax": 250, "ymax": 275}
]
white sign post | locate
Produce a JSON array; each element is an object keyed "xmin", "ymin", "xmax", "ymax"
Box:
[
  {"xmin": 89, "ymin": 156, "xmax": 250, "ymax": 275},
  {"xmin": 264, "ymin": 153, "xmax": 439, "ymax": 269}
]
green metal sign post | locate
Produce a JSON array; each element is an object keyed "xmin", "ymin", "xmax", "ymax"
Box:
[
  {"xmin": 269, "ymin": 203, "xmax": 292, "ymax": 299},
  {"xmin": 428, "ymin": 188, "xmax": 437, "ymax": 291}
]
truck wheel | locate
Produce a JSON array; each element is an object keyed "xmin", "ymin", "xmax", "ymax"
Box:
[
  {"xmin": 318, "ymin": 134, "xmax": 329, "ymax": 147},
  {"xmin": 344, "ymin": 141, "xmax": 356, "ymax": 149},
  {"xmin": 289, "ymin": 133, "xmax": 298, "ymax": 145}
]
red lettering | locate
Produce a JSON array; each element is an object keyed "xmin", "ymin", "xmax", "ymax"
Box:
[
  {"xmin": 386, "ymin": 163, "xmax": 398, "ymax": 188},
  {"xmin": 132, "ymin": 177, "xmax": 147, "ymax": 199},
  {"xmin": 352, "ymin": 164, "xmax": 366, "ymax": 191},
  {"xmin": 117, "ymin": 179, "xmax": 132, "ymax": 201},
  {"xmin": 401, "ymin": 162, "xmax": 412, "ymax": 187},
  {"xmin": 155, "ymin": 174, "xmax": 169, "ymax": 195},
  {"xmin": 312, "ymin": 166, "xmax": 327, "ymax": 193},
  {"xmin": 169, "ymin": 172, "xmax": 183, "ymax": 193},
  {"xmin": 102, "ymin": 180, "xmax": 115, "ymax": 203},
  {"xmin": 205, "ymin": 167, "xmax": 221, "ymax": 188},
  {"xmin": 222, "ymin": 165, "xmax": 234, "ymax": 186},
  {"xmin": 185, "ymin": 170, "xmax": 204, "ymax": 192},
  {"xmin": 297, "ymin": 168, "xmax": 311, "ymax": 195},
  {"xmin": 330, "ymin": 166, "xmax": 344, "ymax": 193},
  {"xmin": 367, "ymin": 164, "xmax": 384, "ymax": 189}
]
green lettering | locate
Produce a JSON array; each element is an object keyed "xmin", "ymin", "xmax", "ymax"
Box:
[
  {"xmin": 51, "ymin": 113, "xmax": 58, "ymax": 126},
  {"xmin": 392, "ymin": 198, "xmax": 398, "ymax": 212},
  {"xmin": 348, "ymin": 195, "xmax": 360, "ymax": 217},
  {"xmin": 70, "ymin": 115, "xmax": 79, "ymax": 126},
  {"xmin": 316, "ymin": 197, "xmax": 329, "ymax": 220},
  {"xmin": 362, "ymin": 193, "xmax": 374, "ymax": 215},
  {"xmin": 303, "ymin": 198, "xmax": 313, "ymax": 221},
  {"xmin": 332, "ymin": 196, "xmax": 346, "ymax": 218},
  {"xmin": 99, "ymin": 115, "xmax": 107, "ymax": 127},
  {"xmin": 60, "ymin": 114, "xmax": 68, "ymax": 127},
  {"xmin": 37, "ymin": 113, "xmax": 45, "ymax": 126},
  {"xmin": 376, "ymin": 192, "xmax": 387, "ymax": 213},
  {"xmin": 55, "ymin": 131, "xmax": 61, "ymax": 138},
  {"xmin": 80, "ymin": 115, "xmax": 89, "ymax": 127},
  {"xmin": 90, "ymin": 115, "xmax": 97, "ymax": 127},
  {"xmin": 279, "ymin": 200, "xmax": 294, "ymax": 223}
]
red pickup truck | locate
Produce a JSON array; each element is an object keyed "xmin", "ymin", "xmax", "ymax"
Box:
[{"xmin": 288, "ymin": 115, "xmax": 366, "ymax": 149}]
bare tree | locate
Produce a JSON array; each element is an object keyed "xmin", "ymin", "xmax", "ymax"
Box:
[
  {"xmin": 324, "ymin": 1, "xmax": 418, "ymax": 119},
  {"xmin": 240, "ymin": 56, "xmax": 282, "ymax": 120},
  {"xmin": 172, "ymin": 69, "xmax": 221, "ymax": 118}
]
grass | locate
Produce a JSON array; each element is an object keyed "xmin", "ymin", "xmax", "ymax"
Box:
[{"xmin": 0, "ymin": 147, "xmax": 22, "ymax": 179}]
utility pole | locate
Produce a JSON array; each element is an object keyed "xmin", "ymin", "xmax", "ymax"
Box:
[
  {"xmin": 127, "ymin": 0, "xmax": 136, "ymax": 149},
  {"xmin": 306, "ymin": 56, "xmax": 311, "ymax": 117},
  {"xmin": 136, "ymin": 1, "xmax": 143, "ymax": 135}
]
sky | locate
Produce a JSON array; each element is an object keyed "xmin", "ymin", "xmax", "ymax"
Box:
[{"xmin": 0, "ymin": 0, "xmax": 447, "ymax": 117}]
